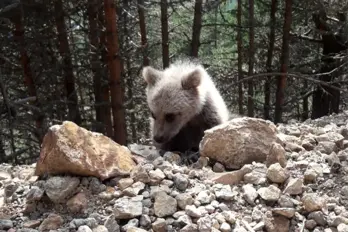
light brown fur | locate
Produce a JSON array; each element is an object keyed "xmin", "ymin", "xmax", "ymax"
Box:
[{"xmin": 142, "ymin": 59, "xmax": 229, "ymax": 152}]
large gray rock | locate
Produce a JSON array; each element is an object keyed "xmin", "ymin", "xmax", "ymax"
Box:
[
  {"xmin": 200, "ymin": 117, "xmax": 283, "ymax": 169},
  {"xmin": 35, "ymin": 121, "xmax": 136, "ymax": 181}
]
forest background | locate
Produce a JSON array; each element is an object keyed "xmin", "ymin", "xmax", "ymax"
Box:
[{"xmin": 0, "ymin": 0, "xmax": 347, "ymax": 164}]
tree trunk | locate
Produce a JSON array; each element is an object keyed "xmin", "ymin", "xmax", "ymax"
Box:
[
  {"xmin": 311, "ymin": 11, "xmax": 346, "ymax": 119},
  {"xmin": 12, "ymin": 7, "xmax": 44, "ymax": 141},
  {"xmin": 236, "ymin": 0, "xmax": 244, "ymax": 115},
  {"xmin": 98, "ymin": 8, "xmax": 114, "ymax": 138},
  {"xmin": 137, "ymin": 0, "xmax": 150, "ymax": 66},
  {"xmin": 263, "ymin": 0, "xmax": 277, "ymax": 120},
  {"xmin": 247, "ymin": 0, "xmax": 255, "ymax": 117},
  {"xmin": 54, "ymin": 0, "xmax": 82, "ymax": 125},
  {"xmin": 274, "ymin": 0, "xmax": 292, "ymax": 123},
  {"xmin": 302, "ymin": 80, "xmax": 309, "ymax": 120},
  {"xmin": 160, "ymin": 0, "xmax": 169, "ymax": 68},
  {"xmin": 0, "ymin": 137, "xmax": 5, "ymax": 160},
  {"xmin": 190, "ymin": 0, "xmax": 203, "ymax": 57},
  {"xmin": 123, "ymin": 0, "xmax": 137, "ymax": 143},
  {"xmin": 87, "ymin": 0, "xmax": 104, "ymax": 133},
  {"xmin": 0, "ymin": 75, "xmax": 16, "ymax": 162},
  {"xmin": 103, "ymin": 0, "xmax": 127, "ymax": 145}
]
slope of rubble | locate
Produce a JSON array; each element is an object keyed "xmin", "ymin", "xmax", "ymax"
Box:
[{"xmin": 0, "ymin": 111, "xmax": 348, "ymax": 232}]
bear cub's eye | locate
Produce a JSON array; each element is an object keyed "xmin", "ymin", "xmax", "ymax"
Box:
[{"xmin": 165, "ymin": 113, "xmax": 176, "ymax": 123}]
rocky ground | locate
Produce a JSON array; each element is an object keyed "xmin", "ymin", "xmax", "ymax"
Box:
[{"xmin": 1, "ymin": 111, "xmax": 348, "ymax": 232}]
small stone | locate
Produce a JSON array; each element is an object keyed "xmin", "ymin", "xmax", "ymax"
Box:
[
  {"xmin": 150, "ymin": 185, "xmax": 171, "ymax": 198},
  {"xmin": 104, "ymin": 215, "xmax": 120, "ymax": 232},
  {"xmin": 123, "ymin": 182, "xmax": 145, "ymax": 197},
  {"xmin": 267, "ymin": 163, "xmax": 289, "ymax": 183},
  {"xmin": 114, "ymin": 196, "xmax": 143, "ymax": 219},
  {"xmin": 285, "ymin": 142, "xmax": 305, "ymax": 152},
  {"xmin": 23, "ymin": 220, "xmax": 41, "ymax": 229},
  {"xmin": 315, "ymin": 141, "xmax": 337, "ymax": 154},
  {"xmin": 283, "ymin": 178, "xmax": 303, "ymax": 195},
  {"xmin": 244, "ymin": 170, "xmax": 267, "ymax": 185},
  {"xmin": 272, "ymin": 208, "xmax": 296, "ymax": 218},
  {"xmin": 213, "ymin": 184, "xmax": 235, "ymax": 201},
  {"xmin": 38, "ymin": 213, "xmax": 64, "ymax": 231},
  {"xmin": 173, "ymin": 211, "xmax": 186, "ymax": 219},
  {"xmin": 211, "ymin": 219, "xmax": 220, "ymax": 229},
  {"xmin": 126, "ymin": 227, "xmax": 147, "ymax": 232},
  {"xmin": 26, "ymin": 186, "xmax": 44, "ymax": 203},
  {"xmin": 209, "ymin": 169, "xmax": 247, "ymax": 185},
  {"xmin": 177, "ymin": 215, "xmax": 192, "ymax": 227},
  {"xmin": 66, "ymin": 192, "xmax": 88, "ymax": 213},
  {"xmin": 218, "ymin": 203, "xmax": 230, "ymax": 211},
  {"xmin": 205, "ymin": 204, "xmax": 215, "ymax": 214},
  {"xmin": 263, "ymin": 212, "xmax": 290, "ymax": 232},
  {"xmin": 87, "ymin": 177, "xmax": 103, "ymax": 194},
  {"xmin": 185, "ymin": 205, "xmax": 202, "ymax": 218},
  {"xmin": 329, "ymin": 216, "xmax": 348, "ymax": 227},
  {"xmin": 44, "ymin": 176, "xmax": 80, "ymax": 203},
  {"xmin": 176, "ymin": 193, "xmax": 194, "ymax": 210},
  {"xmin": 220, "ymin": 222, "xmax": 231, "ymax": 232},
  {"xmin": 77, "ymin": 225, "xmax": 93, "ymax": 232},
  {"xmin": 251, "ymin": 208, "xmax": 263, "ymax": 222},
  {"xmin": 173, "ymin": 173, "xmax": 189, "ymax": 191},
  {"xmin": 196, "ymin": 190, "xmax": 215, "ymax": 205},
  {"xmin": 304, "ymin": 169, "xmax": 318, "ymax": 182},
  {"xmin": 152, "ymin": 218, "xmax": 166, "ymax": 232},
  {"xmin": 140, "ymin": 215, "xmax": 151, "ymax": 228},
  {"xmin": 180, "ymin": 224, "xmax": 198, "ymax": 232},
  {"xmin": 294, "ymin": 160, "xmax": 309, "ymax": 168},
  {"xmin": 70, "ymin": 218, "xmax": 98, "ymax": 229},
  {"xmin": 278, "ymin": 195, "xmax": 295, "ymax": 208},
  {"xmin": 163, "ymin": 152, "xmax": 182, "ymax": 164},
  {"xmin": 117, "ymin": 178, "xmax": 134, "ymax": 190},
  {"xmin": 130, "ymin": 166, "xmax": 150, "ymax": 183},
  {"xmin": 154, "ymin": 191, "xmax": 177, "ymax": 217},
  {"xmin": 266, "ymin": 142, "xmax": 287, "ymax": 168},
  {"xmin": 5, "ymin": 183, "xmax": 18, "ymax": 197},
  {"xmin": 92, "ymin": 225, "xmax": 108, "ymax": 232},
  {"xmin": 302, "ymin": 138, "xmax": 315, "ymax": 151},
  {"xmin": 0, "ymin": 220, "xmax": 13, "ymax": 230},
  {"xmin": 258, "ymin": 185, "xmax": 281, "ymax": 201},
  {"xmin": 338, "ymin": 223, "xmax": 348, "ymax": 232},
  {"xmin": 0, "ymin": 171, "xmax": 11, "ymax": 180},
  {"xmin": 308, "ymin": 211, "xmax": 327, "ymax": 226},
  {"xmin": 305, "ymin": 219, "xmax": 317, "ymax": 230},
  {"xmin": 222, "ymin": 211, "xmax": 236, "ymax": 224},
  {"xmin": 341, "ymin": 186, "xmax": 348, "ymax": 197},
  {"xmin": 197, "ymin": 215, "xmax": 212, "ymax": 232},
  {"xmin": 122, "ymin": 219, "xmax": 139, "ymax": 231},
  {"xmin": 242, "ymin": 184, "xmax": 258, "ymax": 205},
  {"xmin": 213, "ymin": 163, "xmax": 225, "ymax": 172},
  {"xmin": 149, "ymin": 169, "xmax": 165, "ymax": 184},
  {"xmin": 302, "ymin": 193, "xmax": 327, "ymax": 212}
]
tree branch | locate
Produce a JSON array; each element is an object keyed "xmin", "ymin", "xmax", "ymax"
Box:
[
  {"xmin": 231, "ymin": 72, "xmax": 346, "ymax": 92},
  {"xmin": 290, "ymin": 32, "xmax": 322, "ymax": 43}
]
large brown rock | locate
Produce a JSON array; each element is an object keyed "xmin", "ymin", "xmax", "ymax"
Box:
[
  {"xmin": 35, "ymin": 121, "xmax": 136, "ymax": 180},
  {"xmin": 199, "ymin": 117, "xmax": 284, "ymax": 169}
]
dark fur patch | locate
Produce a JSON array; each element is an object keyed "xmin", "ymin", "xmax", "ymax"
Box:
[{"xmin": 156, "ymin": 93, "xmax": 221, "ymax": 153}]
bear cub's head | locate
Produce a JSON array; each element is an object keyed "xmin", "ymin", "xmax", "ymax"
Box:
[{"xmin": 142, "ymin": 63, "xmax": 206, "ymax": 145}]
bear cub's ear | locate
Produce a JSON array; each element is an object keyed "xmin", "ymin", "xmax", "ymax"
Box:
[
  {"xmin": 142, "ymin": 66, "xmax": 162, "ymax": 86},
  {"xmin": 181, "ymin": 69, "xmax": 201, "ymax": 90}
]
